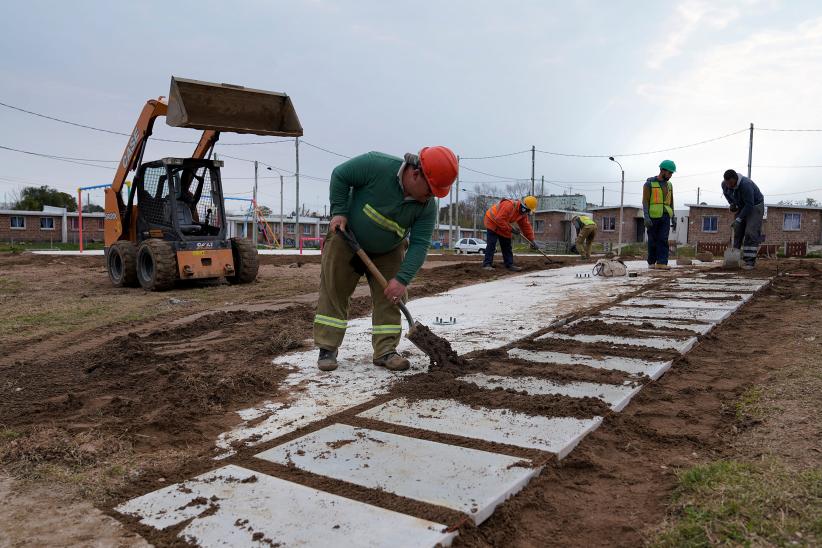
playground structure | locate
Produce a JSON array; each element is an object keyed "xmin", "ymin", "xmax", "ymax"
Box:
[{"xmin": 77, "ymin": 183, "xmax": 114, "ymax": 252}]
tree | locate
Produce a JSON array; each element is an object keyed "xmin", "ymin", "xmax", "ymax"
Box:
[
  {"xmin": 13, "ymin": 186, "xmax": 77, "ymax": 211},
  {"xmin": 806, "ymin": 197, "xmax": 819, "ymax": 207},
  {"xmin": 504, "ymin": 181, "xmax": 533, "ymax": 199},
  {"xmin": 82, "ymin": 203, "xmax": 104, "ymax": 213}
]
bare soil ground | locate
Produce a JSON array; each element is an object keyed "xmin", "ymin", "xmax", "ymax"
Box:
[
  {"xmin": 1, "ymin": 253, "xmax": 818, "ymax": 546},
  {"xmin": 0, "ymin": 251, "xmax": 568, "ymax": 545}
]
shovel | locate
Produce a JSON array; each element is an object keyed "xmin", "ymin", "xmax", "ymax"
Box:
[
  {"xmin": 724, "ymin": 231, "xmax": 742, "ymax": 268},
  {"xmin": 512, "ymin": 227, "xmax": 556, "ymax": 264},
  {"xmin": 334, "ymin": 227, "xmax": 465, "ymax": 368}
]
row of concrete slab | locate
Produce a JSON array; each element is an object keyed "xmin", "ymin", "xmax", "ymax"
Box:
[{"xmin": 116, "ymin": 267, "xmax": 769, "ymax": 547}]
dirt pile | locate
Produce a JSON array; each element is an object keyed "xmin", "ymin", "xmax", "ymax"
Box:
[{"xmin": 408, "ymin": 323, "xmax": 468, "ymax": 369}]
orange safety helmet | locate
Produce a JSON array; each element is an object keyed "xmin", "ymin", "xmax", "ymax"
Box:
[{"xmin": 419, "ymin": 146, "xmax": 458, "ymax": 198}]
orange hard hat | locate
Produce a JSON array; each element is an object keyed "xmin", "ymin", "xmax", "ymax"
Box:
[{"xmin": 419, "ymin": 146, "xmax": 458, "ymax": 198}]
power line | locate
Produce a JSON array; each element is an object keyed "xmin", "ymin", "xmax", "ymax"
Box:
[
  {"xmin": 459, "ymin": 164, "xmax": 525, "ymax": 181},
  {"xmin": 0, "ymin": 144, "xmax": 116, "ymax": 170},
  {"xmin": 535, "ymin": 128, "xmax": 748, "ymax": 158},
  {"xmin": 0, "ymin": 100, "xmax": 295, "ymax": 145},
  {"xmin": 758, "ymin": 128, "xmax": 822, "ymax": 132},
  {"xmin": 301, "ymin": 140, "xmax": 352, "ymax": 159},
  {"xmin": 461, "ymin": 149, "xmax": 531, "ymax": 160}
]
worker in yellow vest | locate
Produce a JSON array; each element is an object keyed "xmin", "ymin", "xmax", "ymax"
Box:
[
  {"xmin": 642, "ymin": 160, "xmax": 677, "ymax": 269},
  {"xmin": 570, "ymin": 214, "xmax": 597, "ymax": 259}
]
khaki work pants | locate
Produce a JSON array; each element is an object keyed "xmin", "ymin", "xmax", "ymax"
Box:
[
  {"xmin": 576, "ymin": 225, "xmax": 597, "ymax": 258},
  {"xmin": 313, "ymin": 230, "xmax": 406, "ymax": 359}
]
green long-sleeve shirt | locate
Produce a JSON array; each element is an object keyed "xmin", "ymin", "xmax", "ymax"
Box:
[{"xmin": 329, "ymin": 152, "xmax": 436, "ymax": 286}]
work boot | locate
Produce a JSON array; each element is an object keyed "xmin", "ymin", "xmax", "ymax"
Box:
[
  {"xmin": 655, "ymin": 263, "xmax": 670, "ymax": 270},
  {"xmin": 506, "ymin": 265, "xmax": 523, "ymax": 272},
  {"xmin": 742, "ymin": 263, "xmax": 756, "ymax": 270},
  {"xmin": 317, "ymin": 348, "xmax": 338, "ymax": 371},
  {"xmin": 373, "ymin": 352, "xmax": 410, "ymax": 371},
  {"xmin": 648, "ymin": 263, "xmax": 656, "ymax": 269},
  {"xmin": 482, "ymin": 265, "xmax": 494, "ymax": 271}
]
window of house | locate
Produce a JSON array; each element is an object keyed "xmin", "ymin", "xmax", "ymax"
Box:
[
  {"xmin": 286, "ymin": 224, "xmax": 294, "ymax": 234},
  {"xmin": 302, "ymin": 224, "xmax": 312, "ymax": 235},
  {"xmin": 68, "ymin": 217, "xmax": 79, "ymax": 230},
  {"xmin": 10, "ymin": 216, "xmax": 25, "ymax": 229},
  {"xmin": 783, "ymin": 212, "xmax": 801, "ymax": 231},
  {"xmin": 40, "ymin": 217, "xmax": 55, "ymax": 230},
  {"xmin": 534, "ymin": 220, "xmax": 545, "ymax": 232},
  {"xmin": 601, "ymin": 216, "xmax": 615, "ymax": 232},
  {"xmin": 702, "ymin": 216, "xmax": 718, "ymax": 232}
]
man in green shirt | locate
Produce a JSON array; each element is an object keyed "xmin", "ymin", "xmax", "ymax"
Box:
[{"xmin": 314, "ymin": 146, "xmax": 458, "ymax": 372}]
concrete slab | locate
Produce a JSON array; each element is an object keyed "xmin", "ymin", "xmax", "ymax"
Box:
[
  {"xmin": 536, "ymin": 332, "xmax": 697, "ymax": 353},
  {"xmin": 592, "ymin": 316, "xmax": 713, "ymax": 335},
  {"xmin": 600, "ymin": 306, "xmax": 731, "ymax": 322},
  {"xmin": 255, "ymin": 424, "xmax": 539, "ymax": 524},
  {"xmin": 644, "ymin": 291, "xmax": 752, "ymax": 301},
  {"xmin": 668, "ymin": 283, "xmax": 758, "ymax": 293},
  {"xmin": 674, "ymin": 277, "xmax": 768, "ymax": 286},
  {"xmin": 458, "ymin": 373, "xmax": 642, "ymax": 412},
  {"xmin": 358, "ymin": 398, "xmax": 602, "ymax": 458},
  {"xmin": 621, "ymin": 297, "xmax": 740, "ymax": 310},
  {"xmin": 115, "ymin": 464, "xmax": 455, "ymax": 547},
  {"xmin": 507, "ymin": 348, "xmax": 671, "ymax": 380},
  {"xmin": 218, "ymin": 261, "xmax": 654, "ymax": 451}
]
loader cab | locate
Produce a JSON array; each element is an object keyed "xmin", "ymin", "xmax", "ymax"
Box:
[{"xmin": 131, "ymin": 157, "xmax": 226, "ymax": 243}]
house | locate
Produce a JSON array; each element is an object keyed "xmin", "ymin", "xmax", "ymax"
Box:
[
  {"xmin": 687, "ymin": 203, "xmax": 822, "ymax": 250},
  {"xmin": 587, "ymin": 206, "xmax": 644, "ymax": 245},
  {"xmin": 532, "ymin": 209, "xmax": 593, "ymax": 245},
  {"xmin": 1, "ymin": 208, "xmax": 105, "ymax": 244}
]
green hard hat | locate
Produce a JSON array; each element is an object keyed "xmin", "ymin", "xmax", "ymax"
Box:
[{"xmin": 659, "ymin": 159, "xmax": 677, "ymax": 173}]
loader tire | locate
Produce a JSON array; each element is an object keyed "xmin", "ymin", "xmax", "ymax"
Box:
[
  {"xmin": 227, "ymin": 237, "xmax": 259, "ymax": 284},
  {"xmin": 136, "ymin": 239, "xmax": 178, "ymax": 291},
  {"xmin": 108, "ymin": 241, "xmax": 138, "ymax": 287}
]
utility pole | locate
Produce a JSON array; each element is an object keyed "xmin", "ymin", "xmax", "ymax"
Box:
[
  {"xmin": 609, "ymin": 157, "xmax": 625, "ymax": 255},
  {"xmin": 279, "ymin": 175, "xmax": 284, "ymax": 249},
  {"xmin": 601, "ymin": 186, "xmax": 605, "ymax": 207},
  {"xmin": 697, "ymin": 187, "xmax": 700, "ymax": 204},
  {"xmin": 530, "ymin": 146, "xmax": 535, "ymax": 196},
  {"xmin": 252, "ymin": 161, "xmax": 259, "ymax": 246},
  {"xmin": 455, "ymin": 155, "xmax": 461, "ymax": 242},
  {"xmin": 448, "ymin": 185, "xmax": 454, "ymax": 248},
  {"xmin": 541, "ymin": 175, "xmax": 544, "ymax": 197},
  {"xmin": 747, "ymin": 122, "xmax": 754, "ymax": 178},
  {"xmin": 295, "ymin": 137, "xmax": 300, "ymax": 249}
]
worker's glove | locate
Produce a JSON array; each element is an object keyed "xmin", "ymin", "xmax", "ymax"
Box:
[
  {"xmin": 529, "ymin": 241, "xmax": 539, "ymax": 250},
  {"xmin": 671, "ymin": 217, "xmax": 677, "ymax": 230},
  {"xmin": 644, "ymin": 216, "xmax": 653, "ymax": 229},
  {"xmin": 729, "ymin": 203, "xmax": 739, "ymax": 213},
  {"xmin": 731, "ymin": 218, "xmax": 741, "ymax": 231}
]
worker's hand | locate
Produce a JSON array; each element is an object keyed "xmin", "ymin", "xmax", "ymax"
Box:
[
  {"xmin": 330, "ymin": 215, "xmax": 348, "ymax": 234},
  {"xmin": 731, "ymin": 218, "xmax": 741, "ymax": 231},
  {"xmin": 384, "ymin": 278, "xmax": 407, "ymax": 304},
  {"xmin": 644, "ymin": 217, "xmax": 653, "ymax": 229},
  {"xmin": 729, "ymin": 203, "xmax": 739, "ymax": 213},
  {"xmin": 529, "ymin": 241, "xmax": 539, "ymax": 250}
]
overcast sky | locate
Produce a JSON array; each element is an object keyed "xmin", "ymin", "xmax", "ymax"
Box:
[{"xmin": 1, "ymin": 0, "xmax": 821, "ymax": 214}]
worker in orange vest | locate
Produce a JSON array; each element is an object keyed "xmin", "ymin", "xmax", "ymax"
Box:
[{"xmin": 482, "ymin": 196, "xmax": 538, "ymax": 271}]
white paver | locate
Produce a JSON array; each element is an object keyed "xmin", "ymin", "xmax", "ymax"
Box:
[
  {"xmin": 591, "ymin": 316, "xmax": 714, "ymax": 335},
  {"xmin": 621, "ymin": 297, "xmax": 740, "ymax": 310},
  {"xmin": 600, "ymin": 305, "xmax": 731, "ymax": 322},
  {"xmin": 255, "ymin": 424, "xmax": 539, "ymax": 524},
  {"xmin": 116, "ymin": 464, "xmax": 455, "ymax": 547},
  {"xmin": 668, "ymin": 283, "xmax": 758, "ymax": 293},
  {"xmin": 644, "ymin": 291, "xmax": 751, "ymax": 301},
  {"xmin": 674, "ymin": 277, "xmax": 768, "ymax": 287},
  {"xmin": 507, "ymin": 348, "xmax": 671, "ymax": 380},
  {"xmin": 358, "ymin": 398, "xmax": 602, "ymax": 459},
  {"xmin": 459, "ymin": 373, "xmax": 642, "ymax": 412},
  {"xmin": 218, "ymin": 261, "xmax": 654, "ymax": 451},
  {"xmin": 536, "ymin": 331, "xmax": 697, "ymax": 353}
]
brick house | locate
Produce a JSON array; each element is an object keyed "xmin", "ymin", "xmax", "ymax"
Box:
[
  {"xmin": 588, "ymin": 206, "xmax": 645, "ymax": 245},
  {"xmin": 532, "ymin": 209, "xmax": 591, "ymax": 244},
  {"xmin": 687, "ymin": 203, "xmax": 822, "ymax": 247},
  {"xmin": 0, "ymin": 209, "xmax": 104, "ymax": 244}
]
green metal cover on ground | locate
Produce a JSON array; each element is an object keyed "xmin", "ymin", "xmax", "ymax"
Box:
[{"xmin": 166, "ymin": 76, "xmax": 303, "ymax": 137}]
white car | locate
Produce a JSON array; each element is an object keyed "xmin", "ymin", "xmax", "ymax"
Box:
[{"xmin": 454, "ymin": 238, "xmax": 487, "ymax": 254}]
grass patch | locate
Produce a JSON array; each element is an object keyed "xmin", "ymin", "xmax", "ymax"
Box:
[
  {"xmin": 734, "ymin": 386, "xmax": 765, "ymax": 423},
  {"xmin": 652, "ymin": 459, "xmax": 822, "ymax": 547}
]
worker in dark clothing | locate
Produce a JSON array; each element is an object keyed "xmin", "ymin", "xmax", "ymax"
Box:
[
  {"xmin": 642, "ymin": 160, "xmax": 677, "ymax": 270},
  {"xmin": 721, "ymin": 169, "xmax": 765, "ymax": 270}
]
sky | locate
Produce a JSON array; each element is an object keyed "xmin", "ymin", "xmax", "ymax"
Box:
[{"xmin": 1, "ymin": 0, "xmax": 821, "ymax": 215}]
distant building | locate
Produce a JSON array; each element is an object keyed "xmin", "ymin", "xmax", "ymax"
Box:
[
  {"xmin": 1, "ymin": 208, "xmax": 104, "ymax": 244},
  {"xmin": 687, "ymin": 203, "xmax": 822, "ymax": 248},
  {"xmin": 537, "ymin": 194, "xmax": 587, "ymax": 212}
]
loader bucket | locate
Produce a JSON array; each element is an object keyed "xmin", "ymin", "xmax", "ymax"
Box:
[{"xmin": 166, "ymin": 76, "xmax": 303, "ymax": 137}]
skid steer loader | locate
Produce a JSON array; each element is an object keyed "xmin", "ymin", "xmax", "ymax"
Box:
[{"xmin": 104, "ymin": 77, "xmax": 302, "ymax": 290}]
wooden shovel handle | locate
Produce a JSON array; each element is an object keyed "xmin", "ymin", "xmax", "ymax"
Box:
[{"xmin": 355, "ymin": 248, "xmax": 389, "ymax": 289}]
